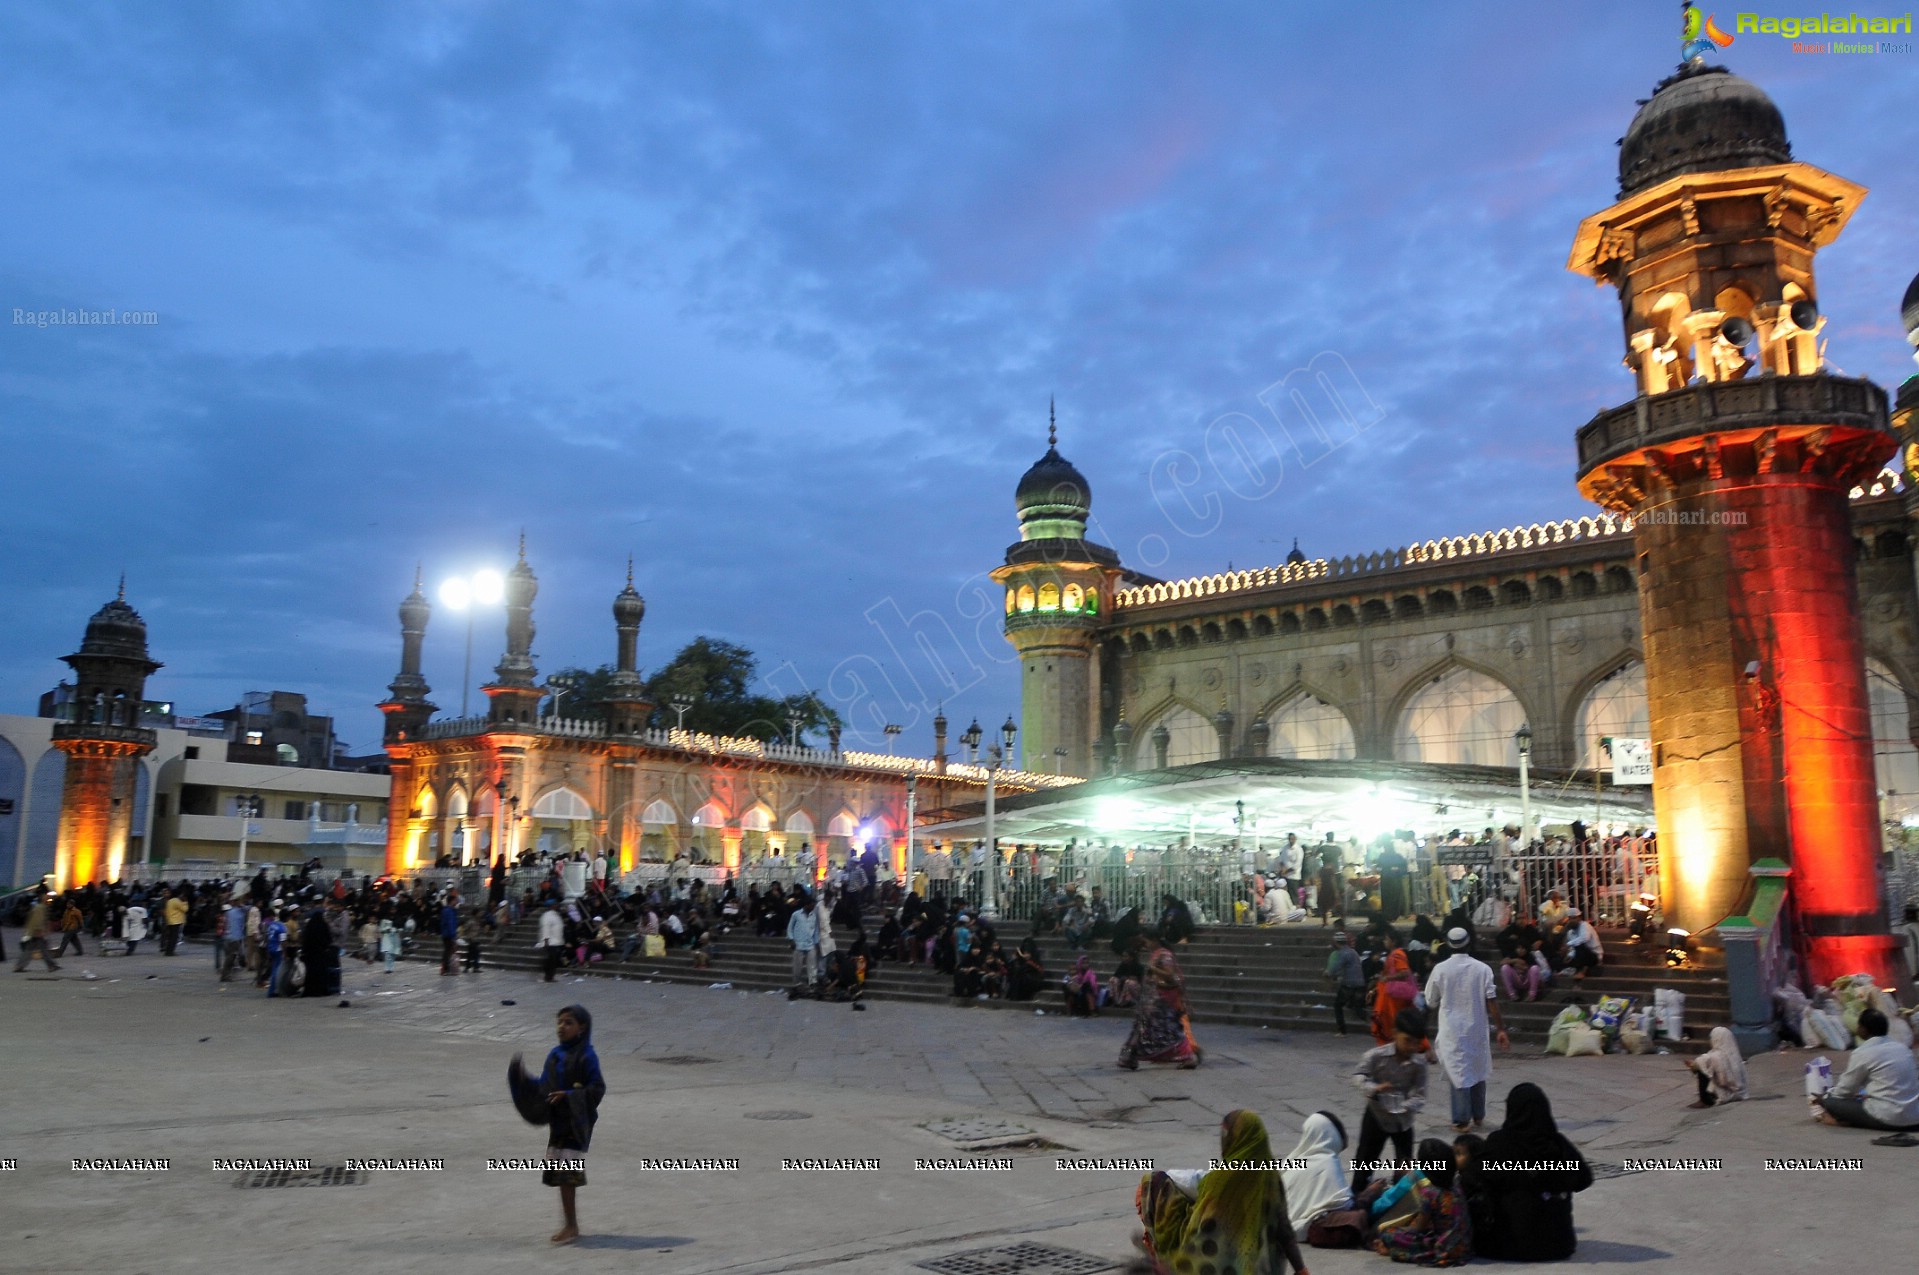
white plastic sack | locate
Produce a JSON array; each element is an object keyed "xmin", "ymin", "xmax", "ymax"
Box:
[
  {"xmin": 1806, "ymin": 1007, "xmax": 1851, "ymax": 1052},
  {"xmin": 1653, "ymin": 988, "xmax": 1686, "ymax": 1041},
  {"xmin": 1805, "ymin": 1056, "xmax": 1833, "ymax": 1099}
]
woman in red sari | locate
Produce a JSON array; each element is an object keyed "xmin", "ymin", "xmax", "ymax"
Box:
[
  {"xmin": 1371, "ymin": 947, "xmax": 1420, "ymax": 1045},
  {"xmin": 1119, "ymin": 940, "xmax": 1202, "ymax": 1069}
]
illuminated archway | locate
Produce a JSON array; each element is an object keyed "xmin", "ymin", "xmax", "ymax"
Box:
[
  {"xmin": 1868, "ymin": 658, "xmax": 1919, "ymax": 824},
  {"xmin": 1394, "ymin": 666, "xmax": 1527, "ymax": 766},
  {"xmin": 1266, "ymin": 693, "xmax": 1355, "ymax": 760},
  {"xmin": 1135, "ymin": 703, "xmax": 1214, "ymax": 768},
  {"xmin": 1573, "ymin": 660, "xmax": 1649, "ymax": 770}
]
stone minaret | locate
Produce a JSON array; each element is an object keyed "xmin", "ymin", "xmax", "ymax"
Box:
[
  {"xmin": 484, "ymin": 535, "xmax": 544, "ymax": 725},
  {"xmin": 990, "ymin": 402, "xmax": 1125, "ymax": 776},
  {"xmin": 376, "ymin": 565, "xmax": 435, "ymax": 744},
  {"xmin": 605, "ymin": 558, "xmax": 654, "ymax": 736},
  {"xmin": 52, "ymin": 583, "xmax": 161, "ymax": 887},
  {"xmin": 1569, "ymin": 61, "xmax": 1896, "ymax": 982}
]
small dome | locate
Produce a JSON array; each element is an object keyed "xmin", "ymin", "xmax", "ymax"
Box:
[
  {"xmin": 614, "ymin": 582, "xmax": 646, "ymax": 626},
  {"xmin": 73, "ymin": 595, "xmax": 156, "ymax": 664},
  {"xmin": 1902, "ymin": 270, "xmax": 1919, "ymax": 341},
  {"xmin": 399, "ymin": 582, "xmax": 430, "ymax": 628},
  {"xmin": 1618, "ymin": 65, "xmax": 1790, "ymax": 197},
  {"xmin": 1285, "ymin": 539, "xmax": 1306, "ymax": 567},
  {"xmin": 1016, "ymin": 446, "xmax": 1091, "ymax": 520}
]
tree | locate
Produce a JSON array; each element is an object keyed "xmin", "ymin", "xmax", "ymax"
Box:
[{"xmin": 544, "ymin": 638, "xmax": 841, "ymax": 744}]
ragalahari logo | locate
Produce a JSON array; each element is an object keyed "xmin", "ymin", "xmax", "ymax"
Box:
[{"xmin": 1682, "ymin": 6, "xmax": 1737, "ymax": 59}]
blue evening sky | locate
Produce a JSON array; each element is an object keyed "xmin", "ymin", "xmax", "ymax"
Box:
[{"xmin": 3, "ymin": 2, "xmax": 1915, "ymax": 756}]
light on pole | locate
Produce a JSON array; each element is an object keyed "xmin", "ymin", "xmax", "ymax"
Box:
[
  {"xmin": 1053, "ymin": 746, "xmax": 1067, "ymax": 775},
  {"xmin": 960, "ymin": 718, "xmax": 982, "ymax": 763},
  {"xmin": 883, "ymin": 723, "xmax": 902, "ymax": 755},
  {"xmin": 543, "ymin": 674, "xmax": 578, "ymax": 722},
  {"xmin": 669, "ymin": 696, "xmax": 694, "ymax": 732},
  {"xmin": 234, "ymin": 794, "xmax": 262, "ymax": 870},
  {"xmin": 1515, "ymin": 723, "xmax": 1534, "ymax": 850},
  {"xmin": 439, "ymin": 568, "xmax": 505, "ymax": 717}
]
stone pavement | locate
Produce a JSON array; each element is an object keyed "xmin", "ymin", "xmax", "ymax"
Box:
[{"xmin": 1, "ymin": 933, "xmax": 1909, "ymax": 1273}]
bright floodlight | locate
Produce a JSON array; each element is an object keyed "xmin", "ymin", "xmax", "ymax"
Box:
[
  {"xmin": 472, "ymin": 568, "xmax": 505, "ymax": 605},
  {"xmin": 440, "ymin": 578, "xmax": 472, "ymax": 609}
]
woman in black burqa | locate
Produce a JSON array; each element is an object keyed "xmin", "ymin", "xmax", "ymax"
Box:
[
  {"xmin": 509, "ymin": 1004, "xmax": 606, "ymax": 1245},
  {"xmin": 1474, "ymin": 1082, "xmax": 1593, "ymax": 1261}
]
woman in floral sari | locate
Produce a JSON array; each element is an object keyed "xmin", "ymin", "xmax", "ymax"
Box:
[
  {"xmin": 1368, "ymin": 1136, "xmax": 1471, "ymax": 1266},
  {"xmin": 1135, "ymin": 1109, "xmax": 1310, "ymax": 1275},
  {"xmin": 1119, "ymin": 939, "xmax": 1201, "ymax": 1069}
]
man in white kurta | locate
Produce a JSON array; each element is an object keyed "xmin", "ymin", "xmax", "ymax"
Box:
[{"xmin": 1424, "ymin": 927, "xmax": 1509, "ymax": 1130}]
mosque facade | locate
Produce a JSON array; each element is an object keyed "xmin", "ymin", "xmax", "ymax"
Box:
[{"xmin": 999, "ymin": 63, "xmax": 1919, "ymax": 981}]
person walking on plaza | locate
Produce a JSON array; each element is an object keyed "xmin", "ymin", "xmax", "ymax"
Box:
[
  {"xmin": 262, "ymin": 908, "xmax": 287, "ymax": 996},
  {"xmin": 122, "ymin": 900, "xmax": 149, "ymax": 955},
  {"xmin": 461, "ymin": 907, "xmax": 484, "ymax": 973},
  {"xmin": 1350, "ymin": 1007, "xmax": 1428, "ymax": 1194},
  {"xmin": 786, "ymin": 887, "xmax": 821, "ymax": 997},
  {"xmin": 379, "ymin": 916, "xmax": 401, "ymax": 973},
  {"xmin": 1324, "ymin": 931, "xmax": 1367, "ymax": 1037},
  {"xmin": 12, "ymin": 891, "xmax": 61, "ymax": 973},
  {"xmin": 219, "ymin": 894, "xmax": 247, "ymax": 981},
  {"xmin": 1426, "ymin": 927, "xmax": 1509, "ymax": 1132},
  {"xmin": 53, "ymin": 897, "xmax": 86, "ymax": 957},
  {"xmin": 537, "ymin": 902, "xmax": 566, "ymax": 982},
  {"xmin": 161, "ymin": 888, "xmax": 187, "ymax": 955}
]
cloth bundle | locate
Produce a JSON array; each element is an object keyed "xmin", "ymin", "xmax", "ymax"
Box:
[
  {"xmin": 1546, "ymin": 1006, "xmax": 1588, "ymax": 1056},
  {"xmin": 1652, "ymin": 988, "xmax": 1686, "ymax": 1041}
]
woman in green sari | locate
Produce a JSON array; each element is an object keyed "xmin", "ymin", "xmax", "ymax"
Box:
[{"xmin": 1135, "ymin": 1109, "xmax": 1311, "ymax": 1275}]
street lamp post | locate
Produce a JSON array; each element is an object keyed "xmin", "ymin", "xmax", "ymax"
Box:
[
  {"xmin": 960, "ymin": 718, "xmax": 982, "ymax": 763},
  {"xmin": 670, "ymin": 696, "xmax": 694, "ymax": 732},
  {"xmin": 884, "ymin": 723, "xmax": 902, "ymax": 755},
  {"xmin": 235, "ymin": 794, "xmax": 261, "ymax": 870},
  {"xmin": 979, "ymin": 716, "xmax": 1017, "ymax": 919},
  {"xmin": 439, "ymin": 568, "xmax": 505, "ymax": 718},
  {"xmin": 1515, "ymin": 721, "xmax": 1534, "ymax": 849}
]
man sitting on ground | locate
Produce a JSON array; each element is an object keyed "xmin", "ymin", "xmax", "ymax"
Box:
[{"xmin": 1815, "ymin": 1008, "xmax": 1919, "ymax": 1131}]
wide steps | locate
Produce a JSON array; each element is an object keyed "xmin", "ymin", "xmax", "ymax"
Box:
[{"xmin": 436, "ymin": 917, "xmax": 1720, "ymax": 1049}]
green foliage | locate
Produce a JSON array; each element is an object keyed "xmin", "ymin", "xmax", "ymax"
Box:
[{"xmin": 544, "ymin": 637, "xmax": 841, "ymax": 744}]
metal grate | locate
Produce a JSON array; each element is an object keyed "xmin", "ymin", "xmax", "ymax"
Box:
[
  {"xmin": 916, "ymin": 1242, "xmax": 1117, "ymax": 1275},
  {"xmin": 646, "ymin": 1055, "xmax": 716, "ymax": 1066},
  {"xmin": 237, "ymin": 1166, "xmax": 364, "ymax": 1189},
  {"xmin": 743, "ymin": 1109, "xmax": 814, "ymax": 1121},
  {"xmin": 923, "ymin": 1117, "xmax": 1033, "ymax": 1143}
]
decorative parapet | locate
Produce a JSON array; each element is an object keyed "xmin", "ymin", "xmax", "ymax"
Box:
[
  {"xmin": 1114, "ymin": 515, "xmax": 1633, "ymax": 610},
  {"xmin": 411, "ymin": 719, "xmax": 1079, "ymax": 790}
]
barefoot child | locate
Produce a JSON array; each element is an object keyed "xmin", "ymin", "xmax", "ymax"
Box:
[{"xmin": 511, "ymin": 1004, "xmax": 605, "ymax": 1244}]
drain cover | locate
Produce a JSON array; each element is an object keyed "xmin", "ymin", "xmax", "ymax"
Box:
[
  {"xmin": 646, "ymin": 1055, "xmax": 716, "ymax": 1066},
  {"xmin": 743, "ymin": 1109, "xmax": 814, "ymax": 1121},
  {"xmin": 916, "ymin": 1241, "xmax": 1116, "ymax": 1275},
  {"xmin": 923, "ymin": 1117, "xmax": 1033, "ymax": 1143},
  {"xmin": 237, "ymin": 1166, "xmax": 364, "ymax": 1189}
]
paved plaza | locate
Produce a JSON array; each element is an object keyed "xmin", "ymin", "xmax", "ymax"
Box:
[{"xmin": 2, "ymin": 936, "xmax": 1908, "ymax": 1273}]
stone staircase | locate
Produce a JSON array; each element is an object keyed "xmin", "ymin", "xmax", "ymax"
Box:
[{"xmin": 437, "ymin": 913, "xmax": 1726, "ymax": 1052}]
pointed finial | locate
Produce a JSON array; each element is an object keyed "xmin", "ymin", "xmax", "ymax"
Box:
[
  {"xmin": 412, "ymin": 561, "xmax": 423, "ymax": 589},
  {"xmin": 116, "ymin": 572, "xmax": 126, "ymax": 601},
  {"xmin": 626, "ymin": 554, "xmax": 634, "ymax": 587},
  {"xmin": 1048, "ymin": 395, "xmax": 1057, "ymax": 448},
  {"xmin": 517, "ymin": 530, "xmax": 527, "ymax": 562}
]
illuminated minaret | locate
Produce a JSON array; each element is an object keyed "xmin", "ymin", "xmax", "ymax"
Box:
[
  {"xmin": 484, "ymin": 535, "xmax": 544, "ymax": 725},
  {"xmin": 1568, "ymin": 61, "xmax": 1896, "ymax": 982},
  {"xmin": 376, "ymin": 565, "xmax": 435, "ymax": 744},
  {"xmin": 52, "ymin": 583, "xmax": 161, "ymax": 887},
  {"xmin": 605, "ymin": 558, "xmax": 653, "ymax": 736},
  {"xmin": 990, "ymin": 402, "xmax": 1125, "ymax": 776}
]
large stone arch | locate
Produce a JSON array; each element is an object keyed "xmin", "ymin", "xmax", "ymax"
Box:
[
  {"xmin": 1255, "ymin": 684, "xmax": 1358, "ymax": 760},
  {"xmin": 22, "ymin": 748, "xmax": 66, "ymax": 885},
  {"xmin": 1563, "ymin": 654, "xmax": 1648, "ymax": 771},
  {"xmin": 1132, "ymin": 696, "xmax": 1216, "ymax": 768},
  {"xmin": 1390, "ymin": 659, "xmax": 1531, "ymax": 766},
  {"xmin": 0, "ymin": 735, "xmax": 25, "ymax": 886},
  {"xmin": 1866, "ymin": 654, "xmax": 1919, "ymax": 823}
]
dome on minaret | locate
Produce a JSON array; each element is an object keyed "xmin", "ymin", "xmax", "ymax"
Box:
[
  {"xmin": 1015, "ymin": 398, "xmax": 1091, "ymax": 523},
  {"xmin": 1618, "ymin": 64, "xmax": 1790, "ymax": 197},
  {"xmin": 1285, "ymin": 539, "xmax": 1306, "ymax": 567},
  {"xmin": 399, "ymin": 572, "xmax": 430, "ymax": 629},
  {"xmin": 77, "ymin": 594, "xmax": 152, "ymax": 660},
  {"xmin": 614, "ymin": 562, "xmax": 646, "ymax": 626},
  {"xmin": 1901, "ymin": 269, "xmax": 1919, "ymax": 343}
]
